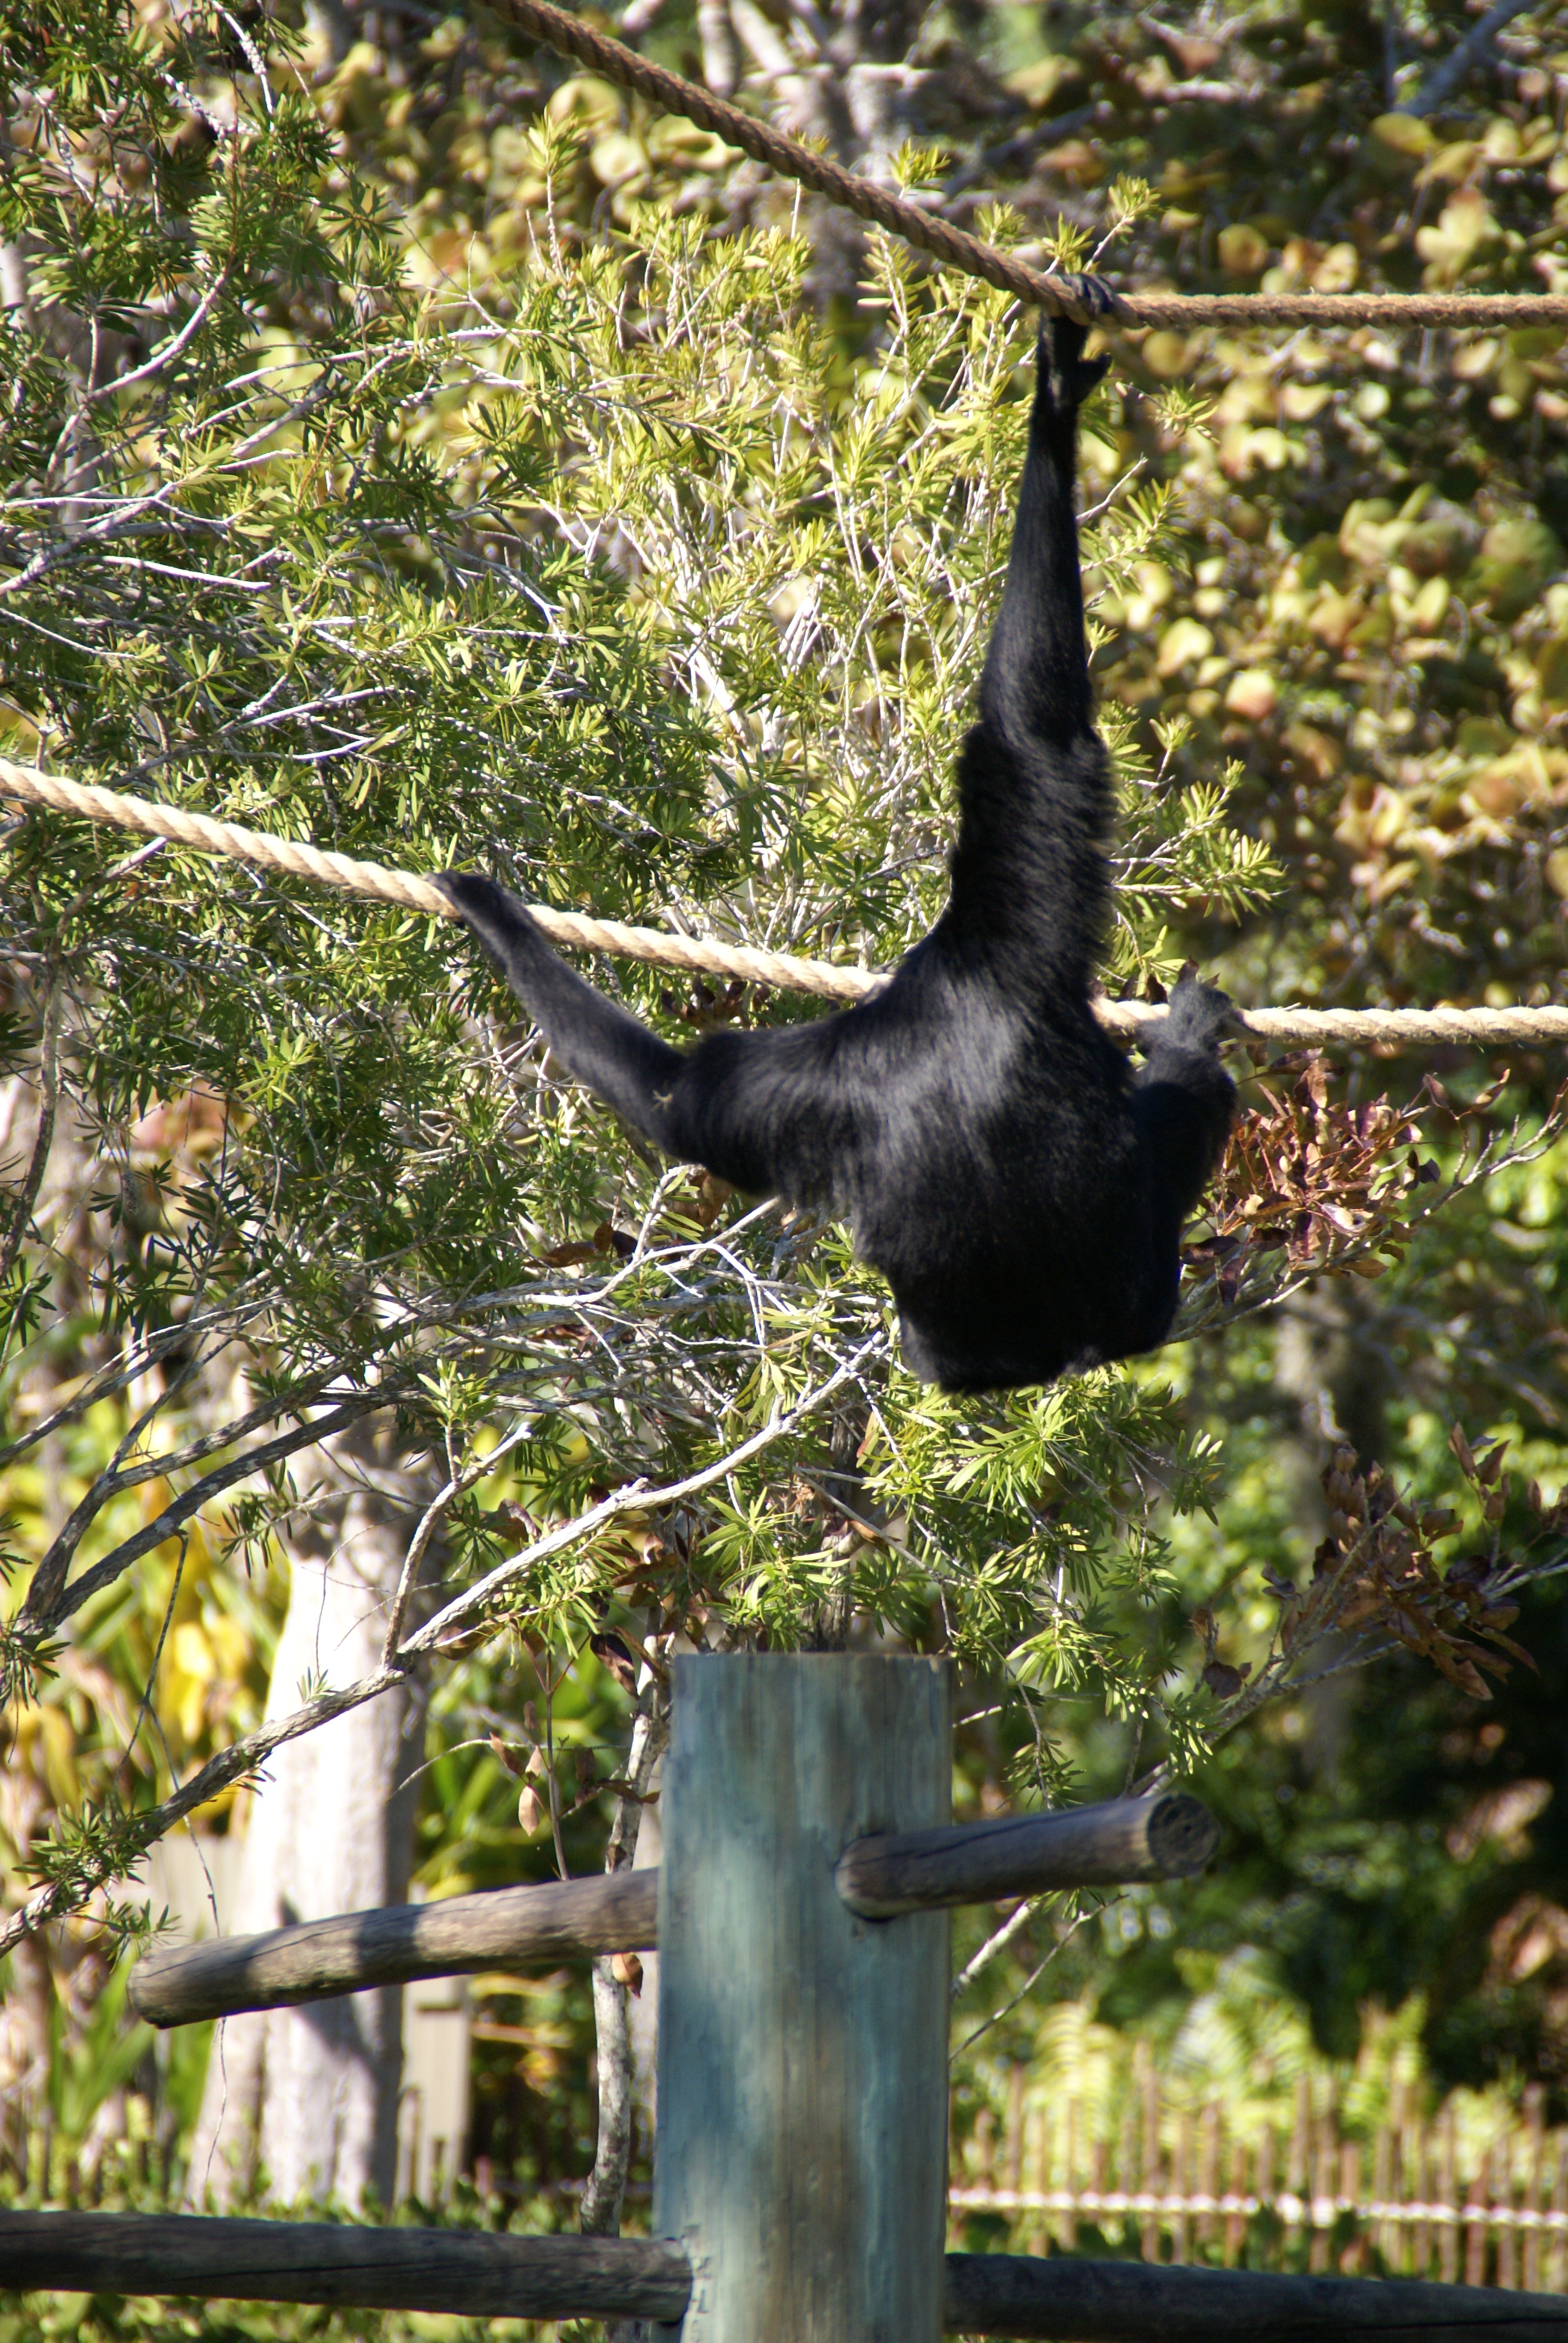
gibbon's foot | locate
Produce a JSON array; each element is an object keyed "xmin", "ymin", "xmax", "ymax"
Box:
[
  {"xmin": 1038, "ymin": 284, "xmax": 1114, "ymax": 414},
  {"xmin": 1054, "ymin": 272, "xmax": 1121, "ymax": 323},
  {"xmin": 1160, "ymin": 968, "xmax": 1239, "ymax": 1050}
]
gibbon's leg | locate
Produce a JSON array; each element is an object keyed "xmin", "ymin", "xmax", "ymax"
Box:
[
  {"xmin": 1130, "ymin": 971, "xmax": 1237, "ymax": 1216},
  {"xmin": 943, "ymin": 283, "xmax": 1120, "ymax": 983},
  {"xmin": 435, "ymin": 873, "xmax": 688, "ymax": 1153}
]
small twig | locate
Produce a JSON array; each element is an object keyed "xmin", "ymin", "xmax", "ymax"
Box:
[
  {"xmin": 951, "ymin": 1893, "xmax": 1047, "ymax": 2003},
  {"xmin": 545, "ymin": 1668, "xmax": 571, "ymax": 1883},
  {"xmin": 379, "ymin": 1418, "xmax": 534, "ymax": 1666},
  {"xmin": 0, "ymin": 490, "xmax": 181, "ymax": 601},
  {"xmin": 82, "ymin": 273, "xmax": 230, "ymax": 411},
  {"xmin": 0, "ymin": 977, "xmax": 61, "ymax": 1293},
  {"xmin": 1406, "ymin": 0, "xmax": 1544, "ymax": 115},
  {"xmin": 953, "ymin": 1904, "xmax": 1093, "ymax": 2057},
  {"xmin": 1079, "ymin": 456, "xmax": 1148, "ymax": 522}
]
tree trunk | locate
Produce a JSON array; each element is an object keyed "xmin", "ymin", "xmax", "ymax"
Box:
[{"xmin": 187, "ymin": 1420, "xmax": 432, "ymax": 2209}]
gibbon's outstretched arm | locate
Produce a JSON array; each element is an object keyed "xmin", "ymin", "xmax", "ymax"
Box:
[
  {"xmin": 433, "ymin": 873, "xmax": 689, "ymax": 1150},
  {"xmin": 435, "ymin": 870, "xmax": 858, "ymax": 1202},
  {"xmin": 438, "ymin": 293, "xmax": 1236, "ymax": 1395}
]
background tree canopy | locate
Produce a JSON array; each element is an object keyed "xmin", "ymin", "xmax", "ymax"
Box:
[{"xmin": 5, "ymin": 0, "xmax": 1568, "ymax": 2319}]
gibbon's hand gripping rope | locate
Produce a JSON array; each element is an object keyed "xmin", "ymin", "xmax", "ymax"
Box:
[
  {"xmin": 4, "ymin": 757, "xmax": 1568, "ymax": 1049},
  {"xmin": 482, "ymin": 0, "xmax": 1568, "ymax": 332}
]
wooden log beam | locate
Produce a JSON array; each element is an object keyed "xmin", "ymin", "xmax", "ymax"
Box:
[
  {"xmin": 7, "ymin": 2221, "xmax": 1558, "ymax": 2335},
  {"xmin": 836, "ymin": 1793, "xmax": 1218, "ymax": 1918},
  {"xmin": 128, "ymin": 1867, "xmax": 656, "ymax": 2027},
  {"xmin": 132, "ymin": 1794, "xmax": 1214, "ymax": 2027},
  {"xmin": 0, "ymin": 2212, "xmax": 691, "ymax": 2321},
  {"xmin": 942, "ymin": 2252, "xmax": 1568, "ymax": 2337}
]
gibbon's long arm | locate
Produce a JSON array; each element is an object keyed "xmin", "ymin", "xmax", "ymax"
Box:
[
  {"xmin": 439, "ymin": 874, "xmax": 689, "ymax": 1147},
  {"xmin": 436, "ymin": 871, "xmax": 864, "ymax": 1204}
]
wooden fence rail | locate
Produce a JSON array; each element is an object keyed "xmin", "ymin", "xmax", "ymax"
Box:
[
  {"xmin": 128, "ymin": 1866, "xmax": 657, "ymax": 2027},
  {"xmin": 131, "ymin": 1792, "xmax": 1217, "ymax": 2028},
  {"xmin": 5, "ymin": 2212, "xmax": 1568, "ymax": 2338}
]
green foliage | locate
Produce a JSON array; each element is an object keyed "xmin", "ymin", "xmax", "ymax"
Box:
[{"xmin": 0, "ymin": 11, "xmax": 1282, "ymax": 1907}]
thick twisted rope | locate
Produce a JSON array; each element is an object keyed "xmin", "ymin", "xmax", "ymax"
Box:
[
  {"xmin": 485, "ymin": 0, "xmax": 1568, "ymax": 332},
  {"xmin": 0, "ymin": 759, "xmax": 851, "ymax": 1001},
  {"xmin": 5, "ymin": 758, "xmax": 1567, "ymax": 1048}
]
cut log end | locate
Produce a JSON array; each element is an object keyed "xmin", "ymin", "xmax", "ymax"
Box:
[{"xmin": 1144, "ymin": 1792, "xmax": 1221, "ymax": 1879}]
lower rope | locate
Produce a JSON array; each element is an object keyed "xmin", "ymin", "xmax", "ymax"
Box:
[{"xmin": 4, "ymin": 758, "xmax": 1566, "ymax": 1048}]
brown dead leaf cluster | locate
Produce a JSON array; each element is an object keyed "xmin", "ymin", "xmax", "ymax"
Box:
[
  {"xmin": 1185, "ymin": 1054, "xmax": 1443, "ymax": 1300},
  {"xmin": 1289, "ymin": 1435, "xmax": 1543, "ymax": 1700},
  {"xmin": 534, "ymin": 1219, "xmax": 638, "ymax": 1268}
]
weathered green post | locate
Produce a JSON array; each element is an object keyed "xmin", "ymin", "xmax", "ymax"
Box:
[{"xmin": 653, "ymin": 1653, "xmax": 950, "ymax": 2341}]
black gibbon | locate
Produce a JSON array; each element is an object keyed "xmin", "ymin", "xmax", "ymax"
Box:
[{"xmin": 437, "ymin": 297, "xmax": 1236, "ymax": 1393}]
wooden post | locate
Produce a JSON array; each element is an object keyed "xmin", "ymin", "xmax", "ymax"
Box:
[{"xmin": 653, "ymin": 1653, "xmax": 949, "ymax": 2343}]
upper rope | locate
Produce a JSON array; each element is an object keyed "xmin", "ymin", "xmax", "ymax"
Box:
[{"xmin": 485, "ymin": 0, "xmax": 1568, "ymax": 331}]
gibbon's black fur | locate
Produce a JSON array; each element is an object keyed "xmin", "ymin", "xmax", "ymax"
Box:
[{"xmin": 437, "ymin": 300, "xmax": 1236, "ymax": 1394}]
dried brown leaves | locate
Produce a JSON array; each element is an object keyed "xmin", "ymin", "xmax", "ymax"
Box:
[
  {"xmin": 1187, "ymin": 1054, "xmax": 1434, "ymax": 1299},
  {"xmin": 1181, "ymin": 1057, "xmax": 1556, "ymax": 1319},
  {"xmin": 1282, "ymin": 1433, "xmax": 1555, "ymax": 1700}
]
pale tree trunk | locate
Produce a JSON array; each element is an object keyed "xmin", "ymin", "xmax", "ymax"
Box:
[
  {"xmin": 580, "ymin": 1683, "xmax": 669, "ymax": 2343},
  {"xmin": 705, "ymin": 0, "xmax": 965, "ymax": 303},
  {"xmin": 1273, "ymin": 1286, "xmax": 1390, "ymax": 1769},
  {"xmin": 188, "ymin": 1419, "xmax": 433, "ymax": 2209}
]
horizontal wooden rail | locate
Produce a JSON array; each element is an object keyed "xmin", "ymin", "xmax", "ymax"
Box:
[
  {"xmin": 836, "ymin": 1793, "xmax": 1218, "ymax": 1919},
  {"xmin": 946, "ymin": 2253, "xmax": 1568, "ymax": 2336},
  {"xmin": 129, "ymin": 1867, "xmax": 656, "ymax": 2028},
  {"xmin": 3, "ymin": 2218, "xmax": 1562, "ymax": 2333},
  {"xmin": 133, "ymin": 1796, "xmax": 1215, "ymax": 2024},
  {"xmin": 0, "ymin": 2212, "xmax": 691, "ymax": 2320}
]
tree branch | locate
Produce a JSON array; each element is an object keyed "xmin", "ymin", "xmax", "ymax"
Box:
[
  {"xmin": 17, "ymin": 1401, "xmax": 376, "ymax": 1638},
  {"xmin": 0, "ymin": 978, "xmax": 61, "ymax": 1292},
  {"xmin": 581, "ymin": 1685, "xmax": 669, "ymax": 2244},
  {"xmin": 0, "ymin": 1660, "xmax": 407, "ymax": 1963},
  {"xmin": 1406, "ymin": 0, "xmax": 1540, "ymax": 116},
  {"xmin": 379, "ymin": 1418, "xmax": 535, "ymax": 1666},
  {"xmin": 401, "ymin": 1337, "xmax": 887, "ymax": 1657}
]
